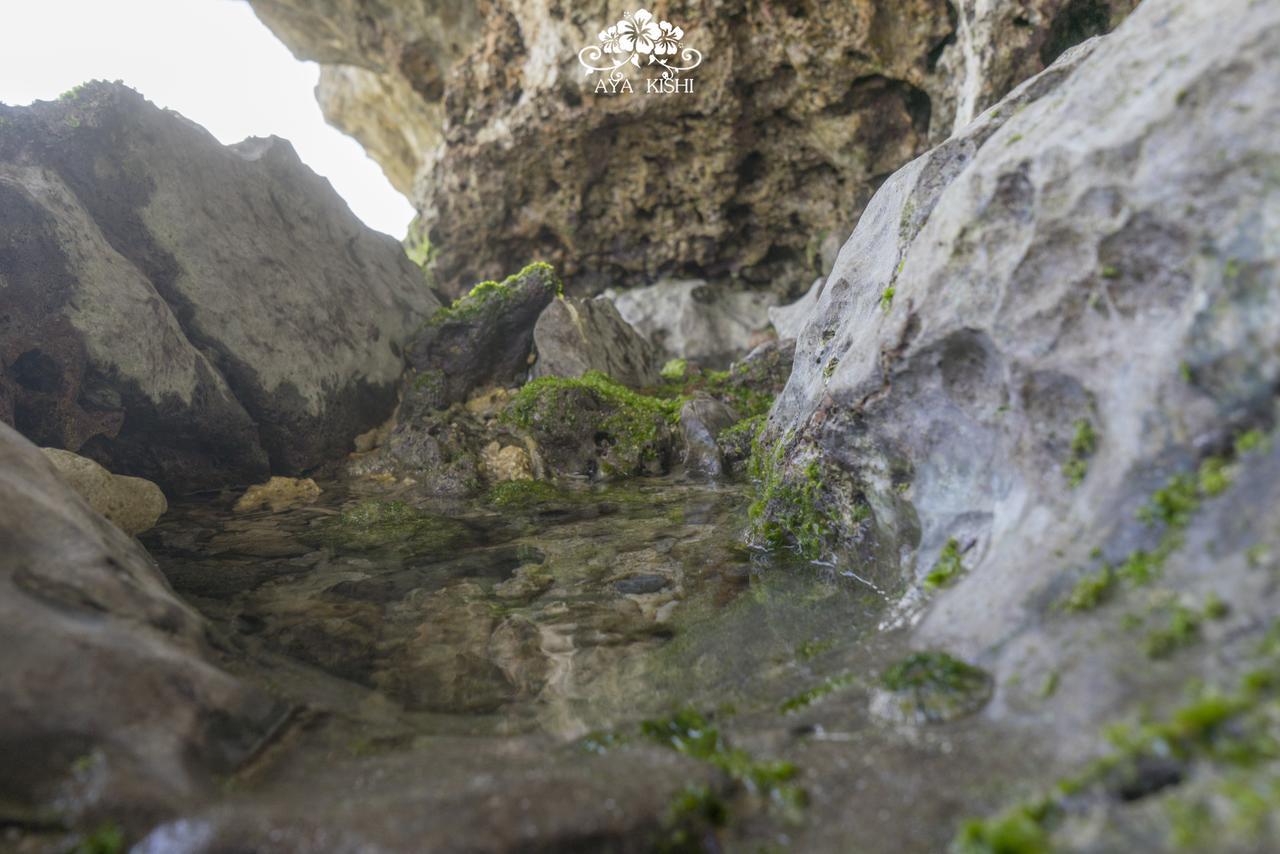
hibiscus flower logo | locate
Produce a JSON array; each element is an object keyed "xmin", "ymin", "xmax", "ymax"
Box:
[{"xmin": 578, "ymin": 8, "xmax": 703, "ymax": 78}]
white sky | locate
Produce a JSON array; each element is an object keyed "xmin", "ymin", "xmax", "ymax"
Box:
[{"xmin": 0, "ymin": 0, "xmax": 415, "ymax": 238}]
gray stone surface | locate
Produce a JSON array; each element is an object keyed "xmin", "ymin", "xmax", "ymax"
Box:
[
  {"xmin": 0, "ymin": 82, "xmax": 437, "ymax": 493},
  {"xmin": 611, "ymin": 279, "xmax": 777, "ymax": 368},
  {"xmin": 0, "ymin": 422, "xmax": 280, "ymax": 834},
  {"xmin": 679, "ymin": 396, "xmax": 739, "ymax": 480},
  {"xmin": 41, "ymin": 447, "xmax": 168, "ymax": 536},
  {"xmin": 760, "ymin": 0, "xmax": 1280, "ymax": 758},
  {"xmin": 532, "ymin": 297, "xmax": 660, "ymax": 387}
]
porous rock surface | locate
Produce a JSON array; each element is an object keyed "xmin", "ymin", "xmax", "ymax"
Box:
[
  {"xmin": 0, "ymin": 82, "xmax": 437, "ymax": 493},
  {"xmin": 41, "ymin": 447, "xmax": 168, "ymax": 536},
  {"xmin": 762, "ymin": 0, "xmax": 1280, "ymax": 753},
  {"xmin": 249, "ymin": 0, "xmax": 1135, "ymax": 298},
  {"xmin": 0, "ymin": 423, "xmax": 280, "ymax": 832}
]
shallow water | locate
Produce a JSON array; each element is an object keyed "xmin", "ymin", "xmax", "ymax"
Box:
[{"xmin": 139, "ymin": 476, "xmax": 1044, "ymax": 851}]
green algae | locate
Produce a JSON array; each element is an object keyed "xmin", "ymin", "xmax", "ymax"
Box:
[
  {"xmin": 74, "ymin": 823, "xmax": 124, "ymax": 854},
  {"xmin": 658, "ymin": 784, "xmax": 729, "ymax": 853},
  {"xmin": 427, "ymin": 262, "xmax": 561, "ymax": 327},
  {"xmin": 1062, "ymin": 418, "xmax": 1097, "ymax": 487},
  {"xmin": 1062, "ymin": 565, "xmax": 1116, "ymax": 611},
  {"xmin": 660, "ymin": 358, "xmax": 688, "ymax": 382},
  {"xmin": 879, "ymin": 287, "xmax": 895, "ymax": 312},
  {"xmin": 484, "ymin": 479, "xmax": 564, "ymax": 508},
  {"xmin": 779, "ymin": 672, "xmax": 859, "ymax": 714},
  {"xmin": 925, "ymin": 538, "xmax": 966, "ymax": 589},
  {"xmin": 306, "ymin": 499, "xmax": 469, "ymax": 553},
  {"xmin": 880, "ymin": 652, "xmax": 993, "ymax": 724},
  {"xmin": 746, "ymin": 440, "xmax": 844, "ymax": 561}
]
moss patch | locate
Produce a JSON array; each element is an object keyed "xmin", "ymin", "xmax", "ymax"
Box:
[
  {"xmin": 779, "ymin": 672, "xmax": 859, "ymax": 714},
  {"xmin": 880, "ymin": 651, "xmax": 994, "ymax": 724},
  {"xmin": 427, "ymin": 261, "xmax": 561, "ymax": 327},
  {"xmin": 924, "ymin": 538, "xmax": 966, "ymax": 589},
  {"xmin": 747, "ymin": 437, "xmax": 847, "ymax": 561},
  {"xmin": 1062, "ymin": 418, "xmax": 1098, "ymax": 487},
  {"xmin": 484, "ymin": 479, "xmax": 564, "ymax": 508}
]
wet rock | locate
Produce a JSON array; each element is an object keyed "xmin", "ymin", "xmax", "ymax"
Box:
[
  {"xmin": 871, "ymin": 652, "xmax": 994, "ymax": 724},
  {"xmin": 680, "ymin": 397, "xmax": 739, "ymax": 480},
  {"xmin": 350, "ymin": 403, "xmax": 488, "ymax": 497},
  {"xmin": 233, "ymin": 477, "xmax": 321, "ymax": 514},
  {"xmin": 614, "ymin": 574, "xmax": 671, "ymax": 596},
  {"xmin": 727, "ymin": 339, "xmax": 797, "ymax": 402},
  {"xmin": 0, "ymin": 422, "xmax": 280, "ymax": 833},
  {"xmin": 611, "ymin": 280, "xmax": 777, "ymax": 368},
  {"xmin": 770, "ymin": 278, "xmax": 826, "ymax": 341},
  {"xmin": 504, "ymin": 372, "xmax": 678, "ymax": 480},
  {"xmin": 481, "ymin": 440, "xmax": 533, "ymax": 483},
  {"xmin": 405, "ymin": 263, "xmax": 561, "ymax": 410},
  {"xmin": 304, "ymin": 499, "xmax": 471, "ymax": 556},
  {"xmin": 0, "ymin": 82, "xmax": 436, "ymax": 493},
  {"xmin": 40, "ymin": 447, "xmax": 167, "ymax": 536},
  {"xmin": 532, "ymin": 296, "xmax": 660, "ymax": 387},
  {"xmin": 249, "ymin": 1, "xmax": 1132, "ymax": 298},
  {"xmin": 760, "ymin": 0, "xmax": 1280, "ymax": 577}
]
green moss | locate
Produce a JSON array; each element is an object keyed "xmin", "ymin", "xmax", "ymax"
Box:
[
  {"xmin": 1062, "ymin": 419, "xmax": 1098, "ymax": 487},
  {"xmin": 1101, "ymin": 264, "xmax": 1121, "ymax": 279},
  {"xmin": 658, "ymin": 784, "xmax": 728, "ymax": 853},
  {"xmin": 1235, "ymin": 430, "xmax": 1267, "ymax": 455},
  {"xmin": 641, "ymin": 707, "xmax": 802, "ymax": 808},
  {"xmin": 822, "ymin": 356, "xmax": 840, "ymax": 379},
  {"xmin": 505, "ymin": 370, "xmax": 679, "ymax": 476},
  {"xmin": 1143, "ymin": 604, "xmax": 1203, "ymax": 659},
  {"xmin": 779, "ymin": 672, "xmax": 859, "ymax": 714},
  {"xmin": 307, "ymin": 499, "xmax": 469, "ymax": 553},
  {"xmin": 746, "ymin": 441, "xmax": 847, "ymax": 560},
  {"xmin": 953, "ymin": 803, "xmax": 1052, "ymax": 854},
  {"xmin": 1140, "ymin": 472, "xmax": 1201, "ymax": 529},
  {"xmin": 74, "ymin": 823, "xmax": 124, "ymax": 854},
  {"xmin": 484, "ymin": 479, "xmax": 563, "ymax": 508},
  {"xmin": 428, "ymin": 262, "xmax": 561, "ymax": 327},
  {"xmin": 925, "ymin": 538, "xmax": 966, "ymax": 589},
  {"xmin": 879, "ymin": 287, "xmax": 895, "ymax": 311},
  {"xmin": 1062, "ymin": 565, "xmax": 1115, "ymax": 611},
  {"xmin": 660, "ymin": 358, "xmax": 688, "ymax": 382},
  {"xmin": 881, "ymin": 651, "xmax": 993, "ymax": 724},
  {"xmin": 796, "ymin": 637, "xmax": 835, "ymax": 661}
]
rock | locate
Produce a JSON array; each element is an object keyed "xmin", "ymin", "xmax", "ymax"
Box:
[
  {"xmin": 233, "ymin": 477, "xmax": 322, "ymax": 514},
  {"xmin": 406, "ymin": 263, "xmax": 561, "ymax": 410},
  {"xmin": 480, "ymin": 441, "xmax": 533, "ymax": 483},
  {"xmin": 758, "ymin": 0, "xmax": 1280, "ymax": 775},
  {"xmin": 679, "ymin": 397, "xmax": 739, "ymax": 480},
  {"xmin": 505, "ymin": 372, "xmax": 678, "ymax": 480},
  {"xmin": 250, "ymin": 1, "xmax": 1133, "ymax": 299},
  {"xmin": 769, "ymin": 278, "xmax": 826, "ymax": 341},
  {"xmin": 0, "ymin": 423, "xmax": 280, "ymax": 834},
  {"xmin": 532, "ymin": 297, "xmax": 660, "ymax": 387},
  {"xmin": 41, "ymin": 447, "xmax": 168, "ymax": 536},
  {"xmin": 728, "ymin": 339, "xmax": 797, "ymax": 402},
  {"xmin": 0, "ymin": 82, "xmax": 437, "ymax": 494},
  {"xmin": 611, "ymin": 280, "xmax": 777, "ymax": 368},
  {"xmin": 870, "ymin": 652, "xmax": 994, "ymax": 725}
]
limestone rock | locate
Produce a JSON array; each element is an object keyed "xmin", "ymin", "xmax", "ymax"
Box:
[
  {"xmin": 611, "ymin": 280, "xmax": 777, "ymax": 368},
  {"xmin": 770, "ymin": 278, "xmax": 827, "ymax": 341},
  {"xmin": 406, "ymin": 263, "xmax": 560, "ymax": 410},
  {"xmin": 679, "ymin": 397, "xmax": 739, "ymax": 480},
  {"xmin": 0, "ymin": 423, "xmax": 280, "ymax": 833},
  {"xmin": 249, "ymin": 0, "xmax": 1134, "ymax": 299},
  {"xmin": 481, "ymin": 441, "xmax": 533, "ymax": 483},
  {"xmin": 532, "ymin": 297, "xmax": 660, "ymax": 387},
  {"xmin": 40, "ymin": 447, "xmax": 167, "ymax": 536},
  {"xmin": 0, "ymin": 82, "xmax": 437, "ymax": 493},
  {"xmin": 233, "ymin": 477, "xmax": 322, "ymax": 514},
  {"xmin": 759, "ymin": 0, "xmax": 1280, "ymax": 753}
]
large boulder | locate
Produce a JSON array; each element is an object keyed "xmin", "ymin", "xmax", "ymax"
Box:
[
  {"xmin": 0, "ymin": 82, "xmax": 438, "ymax": 493},
  {"xmin": 0, "ymin": 422, "xmax": 281, "ymax": 836},
  {"xmin": 611, "ymin": 280, "xmax": 777, "ymax": 368},
  {"xmin": 249, "ymin": 0, "xmax": 1135, "ymax": 298},
  {"xmin": 756, "ymin": 0, "xmax": 1280, "ymax": 779}
]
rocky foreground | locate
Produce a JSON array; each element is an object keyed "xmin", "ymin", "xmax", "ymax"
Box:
[{"xmin": 2, "ymin": 0, "xmax": 1279, "ymax": 852}]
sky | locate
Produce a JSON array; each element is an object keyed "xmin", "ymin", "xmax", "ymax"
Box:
[{"xmin": 0, "ymin": 0, "xmax": 415, "ymax": 238}]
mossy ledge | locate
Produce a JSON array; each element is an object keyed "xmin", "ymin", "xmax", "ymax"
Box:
[{"xmin": 426, "ymin": 261, "xmax": 562, "ymax": 328}]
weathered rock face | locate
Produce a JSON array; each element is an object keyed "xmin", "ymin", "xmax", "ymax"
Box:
[
  {"xmin": 0, "ymin": 423, "xmax": 280, "ymax": 834},
  {"xmin": 532, "ymin": 296, "xmax": 660, "ymax": 387},
  {"xmin": 612, "ymin": 280, "xmax": 777, "ymax": 368},
  {"xmin": 760, "ymin": 0, "xmax": 1280, "ymax": 755},
  {"xmin": 250, "ymin": 0, "xmax": 1135, "ymax": 299},
  {"xmin": 41, "ymin": 447, "xmax": 168, "ymax": 536},
  {"xmin": 405, "ymin": 263, "xmax": 560, "ymax": 410},
  {"xmin": 0, "ymin": 82, "xmax": 437, "ymax": 493}
]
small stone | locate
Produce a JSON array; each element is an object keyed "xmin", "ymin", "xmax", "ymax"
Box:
[
  {"xmin": 233, "ymin": 477, "xmax": 322, "ymax": 514},
  {"xmin": 40, "ymin": 447, "xmax": 167, "ymax": 536},
  {"xmin": 679, "ymin": 397, "xmax": 739, "ymax": 480},
  {"xmin": 614, "ymin": 574, "xmax": 670, "ymax": 595},
  {"xmin": 482, "ymin": 442, "xmax": 534, "ymax": 483},
  {"xmin": 531, "ymin": 297, "xmax": 660, "ymax": 387}
]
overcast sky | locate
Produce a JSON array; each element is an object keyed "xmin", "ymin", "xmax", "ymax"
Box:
[{"xmin": 0, "ymin": 0, "xmax": 415, "ymax": 238}]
